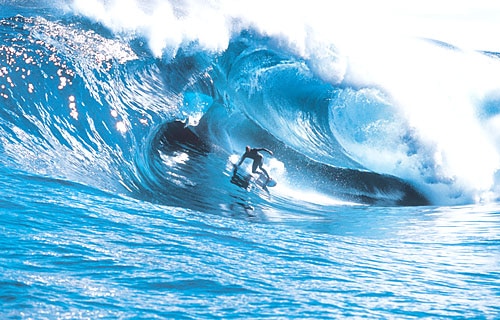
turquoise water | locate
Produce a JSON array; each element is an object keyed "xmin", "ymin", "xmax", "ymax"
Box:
[
  {"xmin": 1, "ymin": 1, "xmax": 500, "ymax": 318},
  {"xmin": 2, "ymin": 169, "xmax": 499, "ymax": 318}
]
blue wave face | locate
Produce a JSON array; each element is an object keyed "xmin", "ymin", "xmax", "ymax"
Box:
[
  {"xmin": 0, "ymin": 14, "xmax": 140, "ymax": 192},
  {"xmin": 1, "ymin": 3, "xmax": 500, "ymax": 208}
]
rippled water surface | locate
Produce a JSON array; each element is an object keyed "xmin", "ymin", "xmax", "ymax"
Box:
[{"xmin": 2, "ymin": 169, "xmax": 499, "ymax": 318}]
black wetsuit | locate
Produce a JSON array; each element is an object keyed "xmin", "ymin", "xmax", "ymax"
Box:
[{"xmin": 236, "ymin": 148, "xmax": 272, "ymax": 180}]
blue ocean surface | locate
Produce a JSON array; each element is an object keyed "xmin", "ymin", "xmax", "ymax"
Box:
[{"xmin": 1, "ymin": 1, "xmax": 500, "ymax": 318}]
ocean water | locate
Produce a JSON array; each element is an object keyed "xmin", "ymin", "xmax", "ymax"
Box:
[{"xmin": 1, "ymin": 1, "xmax": 500, "ymax": 318}]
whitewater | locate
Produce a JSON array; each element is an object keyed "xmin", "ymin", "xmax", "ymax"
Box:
[{"xmin": 1, "ymin": 0, "xmax": 499, "ymax": 318}]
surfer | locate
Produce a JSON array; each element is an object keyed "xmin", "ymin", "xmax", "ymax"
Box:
[{"xmin": 234, "ymin": 146, "xmax": 273, "ymax": 181}]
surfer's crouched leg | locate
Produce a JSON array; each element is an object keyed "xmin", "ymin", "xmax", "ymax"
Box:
[{"xmin": 260, "ymin": 168, "xmax": 270, "ymax": 182}]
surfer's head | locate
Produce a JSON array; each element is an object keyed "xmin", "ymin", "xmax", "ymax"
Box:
[{"xmin": 246, "ymin": 145, "xmax": 251, "ymax": 152}]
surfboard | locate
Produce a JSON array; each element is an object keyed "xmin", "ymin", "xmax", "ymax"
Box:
[
  {"xmin": 230, "ymin": 165, "xmax": 277, "ymax": 189},
  {"xmin": 266, "ymin": 178, "xmax": 277, "ymax": 187},
  {"xmin": 254, "ymin": 172, "xmax": 277, "ymax": 188}
]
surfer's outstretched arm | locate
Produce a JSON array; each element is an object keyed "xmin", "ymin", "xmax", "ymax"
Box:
[
  {"xmin": 234, "ymin": 154, "xmax": 247, "ymax": 174},
  {"xmin": 236, "ymin": 154, "xmax": 247, "ymax": 167},
  {"xmin": 255, "ymin": 148, "xmax": 273, "ymax": 155}
]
